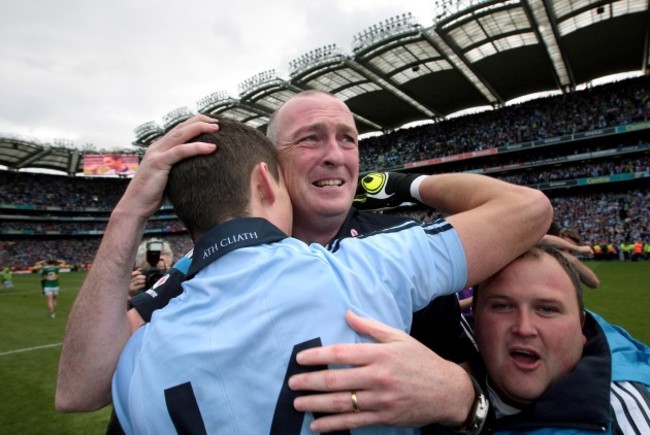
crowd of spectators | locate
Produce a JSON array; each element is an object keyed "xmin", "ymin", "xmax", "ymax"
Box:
[
  {"xmin": 0, "ymin": 171, "xmax": 130, "ymax": 209},
  {"xmin": 1, "ymin": 79, "xmax": 647, "ymax": 210},
  {"xmin": 0, "ymin": 233, "xmax": 193, "ymax": 271},
  {"xmin": 1, "ymin": 154, "xmax": 646, "ymax": 215},
  {"xmin": 0, "ymin": 76, "xmax": 648, "ymax": 268},
  {"xmin": 495, "ymin": 155, "xmax": 650, "ymax": 186},
  {"xmin": 1, "ymin": 187, "xmax": 646, "ymax": 268},
  {"xmin": 0, "ymin": 219, "xmax": 185, "ymax": 235},
  {"xmin": 551, "ymin": 190, "xmax": 648, "ymax": 246},
  {"xmin": 454, "ymin": 142, "xmax": 648, "ymax": 175},
  {"xmin": 394, "ymin": 189, "xmax": 649, "ymax": 249},
  {"xmin": 359, "ymin": 75, "xmax": 649, "ymax": 172}
]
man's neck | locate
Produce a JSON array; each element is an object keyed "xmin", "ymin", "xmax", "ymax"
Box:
[
  {"xmin": 486, "ymin": 380, "xmax": 523, "ymax": 419},
  {"xmin": 291, "ymin": 217, "xmax": 343, "ymax": 246}
]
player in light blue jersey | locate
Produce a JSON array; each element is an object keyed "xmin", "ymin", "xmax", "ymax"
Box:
[{"xmin": 111, "ymin": 118, "xmax": 551, "ymax": 434}]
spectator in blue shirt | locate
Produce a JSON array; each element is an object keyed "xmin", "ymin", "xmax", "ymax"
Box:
[{"xmin": 471, "ymin": 245, "xmax": 650, "ymax": 434}]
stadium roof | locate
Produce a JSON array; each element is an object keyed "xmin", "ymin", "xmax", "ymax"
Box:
[{"xmin": 2, "ymin": 0, "xmax": 649, "ymax": 174}]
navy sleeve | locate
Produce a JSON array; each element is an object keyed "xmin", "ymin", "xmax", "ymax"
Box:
[{"xmin": 129, "ymin": 266, "xmax": 186, "ymax": 323}]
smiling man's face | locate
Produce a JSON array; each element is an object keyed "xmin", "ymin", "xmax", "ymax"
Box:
[
  {"xmin": 273, "ymin": 93, "xmax": 359, "ymax": 237},
  {"xmin": 473, "ymin": 252, "xmax": 586, "ymax": 407}
]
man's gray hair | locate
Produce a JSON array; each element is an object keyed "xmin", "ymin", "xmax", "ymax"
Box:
[{"xmin": 135, "ymin": 238, "xmax": 174, "ymax": 269}]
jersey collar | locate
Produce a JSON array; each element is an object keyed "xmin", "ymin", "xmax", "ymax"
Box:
[{"xmin": 186, "ymin": 217, "xmax": 287, "ymax": 279}]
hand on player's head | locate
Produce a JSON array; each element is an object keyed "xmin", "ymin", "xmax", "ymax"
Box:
[{"xmin": 116, "ymin": 116, "xmax": 220, "ymax": 220}]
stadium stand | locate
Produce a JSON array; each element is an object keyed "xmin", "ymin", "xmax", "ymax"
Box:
[
  {"xmin": 0, "ymin": 171, "xmax": 192, "ymax": 270},
  {"xmin": 0, "ymin": 0, "xmax": 648, "ymax": 269},
  {"xmin": 358, "ymin": 76, "xmax": 649, "ymax": 172},
  {"xmin": 1, "ymin": 76, "xmax": 648, "ymax": 269}
]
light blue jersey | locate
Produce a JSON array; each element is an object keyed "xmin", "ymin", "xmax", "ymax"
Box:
[{"xmin": 113, "ymin": 218, "xmax": 467, "ymax": 434}]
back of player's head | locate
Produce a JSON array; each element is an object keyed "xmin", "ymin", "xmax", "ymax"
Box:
[{"xmin": 166, "ymin": 118, "xmax": 280, "ymax": 240}]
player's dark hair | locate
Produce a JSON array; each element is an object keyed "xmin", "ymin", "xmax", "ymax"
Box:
[{"xmin": 165, "ymin": 118, "xmax": 280, "ymax": 241}]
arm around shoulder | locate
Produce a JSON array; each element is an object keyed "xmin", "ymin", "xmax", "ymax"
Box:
[
  {"xmin": 56, "ymin": 207, "xmax": 144, "ymax": 411},
  {"xmin": 417, "ymin": 173, "xmax": 553, "ymax": 287}
]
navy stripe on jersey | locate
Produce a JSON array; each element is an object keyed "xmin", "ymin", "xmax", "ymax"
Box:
[
  {"xmin": 326, "ymin": 218, "xmax": 452, "ymax": 253},
  {"xmin": 164, "ymin": 382, "xmax": 208, "ymax": 435},
  {"xmin": 611, "ymin": 381, "xmax": 650, "ymax": 434},
  {"xmin": 270, "ymin": 338, "xmax": 352, "ymax": 435}
]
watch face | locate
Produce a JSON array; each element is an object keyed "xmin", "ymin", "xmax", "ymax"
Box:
[{"xmin": 477, "ymin": 395, "xmax": 489, "ymax": 419}]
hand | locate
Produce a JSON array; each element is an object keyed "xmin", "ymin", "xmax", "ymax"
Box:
[
  {"xmin": 128, "ymin": 269, "xmax": 146, "ymax": 297},
  {"xmin": 289, "ymin": 311, "xmax": 474, "ymax": 432},
  {"xmin": 115, "ymin": 115, "xmax": 220, "ymax": 220},
  {"xmin": 354, "ymin": 172, "xmax": 424, "ymax": 210},
  {"xmin": 575, "ymin": 245, "xmax": 594, "ymax": 256}
]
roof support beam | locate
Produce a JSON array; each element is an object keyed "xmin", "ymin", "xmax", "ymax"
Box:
[
  {"xmin": 67, "ymin": 150, "xmax": 81, "ymax": 176},
  {"xmin": 525, "ymin": 0, "xmax": 576, "ymax": 91},
  {"xmin": 344, "ymin": 59, "xmax": 438, "ymax": 120},
  {"xmin": 15, "ymin": 146, "xmax": 52, "ymax": 169},
  {"xmin": 643, "ymin": 0, "xmax": 650, "ymax": 74},
  {"xmin": 426, "ymin": 29, "xmax": 503, "ymax": 105}
]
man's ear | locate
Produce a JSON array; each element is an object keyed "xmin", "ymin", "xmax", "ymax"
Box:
[{"xmin": 255, "ymin": 162, "xmax": 277, "ymax": 205}]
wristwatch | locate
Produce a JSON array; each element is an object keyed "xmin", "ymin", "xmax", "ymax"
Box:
[{"xmin": 454, "ymin": 375, "xmax": 489, "ymax": 434}]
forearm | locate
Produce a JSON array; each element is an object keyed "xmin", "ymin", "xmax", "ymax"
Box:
[
  {"xmin": 541, "ymin": 234, "xmax": 593, "ymax": 255},
  {"xmin": 56, "ymin": 116, "xmax": 219, "ymax": 412},
  {"xmin": 56, "ymin": 207, "xmax": 146, "ymax": 411},
  {"xmin": 417, "ymin": 173, "xmax": 553, "ymax": 285}
]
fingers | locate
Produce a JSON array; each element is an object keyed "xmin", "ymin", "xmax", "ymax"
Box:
[
  {"xmin": 126, "ymin": 117, "xmax": 219, "ymax": 193},
  {"xmin": 295, "ymin": 341, "xmax": 378, "ymax": 368},
  {"xmin": 145, "ymin": 119, "xmax": 220, "ymax": 166},
  {"xmin": 293, "ymin": 391, "xmax": 387, "ymax": 432},
  {"xmin": 289, "ymin": 311, "xmax": 476, "ymax": 430},
  {"xmin": 289, "ymin": 363, "xmax": 374, "ymax": 393},
  {"xmin": 295, "ymin": 391, "xmax": 358, "ymax": 414},
  {"xmin": 158, "ymin": 141, "xmax": 217, "ymax": 167},
  {"xmin": 294, "ymin": 312, "xmax": 408, "ymax": 368},
  {"xmin": 149, "ymin": 115, "xmax": 219, "ymax": 153},
  {"xmin": 294, "ymin": 390, "xmax": 379, "ymax": 414},
  {"xmin": 345, "ymin": 310, "xmax": 408, "ymax": 343},
  {"xmin": 579, "ymin": 246, "xmax": 594, "ymax": 255},
  {"xmin": 128, "ymin": 274, "xmax": 145, "ymax": 295},
  {"xmin": 295, "ymin": 391, "xmax": 405, "ymax": 432},
  {"xmin": 309, "ymin": 412, "xmax": 380, "ymax": 433}
]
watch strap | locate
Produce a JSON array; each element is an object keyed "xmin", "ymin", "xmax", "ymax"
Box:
[{"xmin": 454, "ymin": 375, "xmax": 489, "ymax": 435}]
